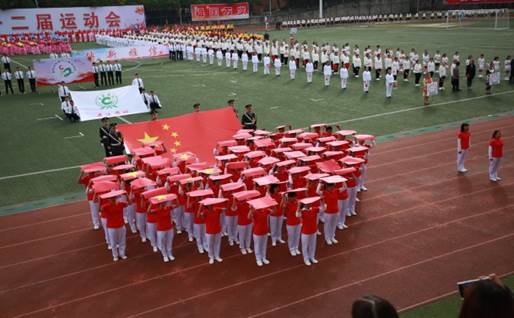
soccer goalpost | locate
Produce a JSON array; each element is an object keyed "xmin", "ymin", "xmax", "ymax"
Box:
[{"xmin": 445, "ymin": 8, "xmax": 511, "ymax": 30}]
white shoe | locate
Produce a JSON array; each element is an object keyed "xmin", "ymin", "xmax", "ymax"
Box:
[
  {"xmin": 326, "ymin": 240, "xmax": 333, "ymax": 245},
  {"xmin": 177, "ymin": 230, "xmax": 182, "ymax": 234},
  {"xmin": 93, "ymin": 224, "xmax": 100, "ymax": 230},
  {"xmin": 351, "ymin": 210, "xmax": 357, "ymax": 216},
  {"xmin": 121, "ymin": 255, "xmax": 128, "ymax": 260},
  {"xmin": 257, "ymin": 260, "xmax": 263, "ymax": 266},
  {"xmin": 272, "ymin": 241, "xmax": 276, "ymax": 247},
  {"xmin": 332, "ymin": 238, "xmax": 339, "ymax": 244},
  {"xmin": 241, "ymin": 249, "xmax": 247, "ymax": 255},
  {"xmin": 229, "ymin": 240, "xmax": 234, "ymax": 246},
  {"xmin": 168, "ymin": 255, "xmax": 175, "ymax": 261},
  {"xmin": 346, "ymin": 212, "xmax": 352, "ymax": 217},
  {"xmin": 361, "ymin": 186, "xmax": 368, "ymax": 191},
  {"xmin": 356, "ymin": 197, "xmax": 360, "ymax": 202},
  {"xmin": 246, "ymin": 248, "xmax": 253, "ymax": 254},
  {"xmin": 113, "ymin": 257, "xmax": 119, "ymax": 262},
  {"xmin": 304, "ymin": 260, "xmax": 312, "ymax": 266},
  {"xmin": 188, "ymin": 236, "xmax": 193, "ymax": 242},
  {"xmin": 216, "ymin": 257, "xmax": 223, "ymax": 263},
  {"xmin": 490, "ymin": 178, "xmax": 497, "ymax": 182},
  {"xmin": 199, "ymin": 248, "xmax": 204, "ymax": 254},
  {"xmin": 337, "ymin": 224, "xmax": 344, "ymax": 230},
  {"xmin": 343, "ymin": 224, "xmax": 349, "ymax": 229},
  {"xmin": 153, "ymin": 247, "xmax": 158, "ymax": 253},
  {"xmin": 131, "ymin": 229, "xmax": 137, "ymax": 234},
  {"xmin": 163, "ymin": 256, "xmax": 170, "ymax": 263},
  {"xmin": 316, "ymin": 230, "xmax": 322, "ymax": 236},
  {"xmin": 496, "ymin": 177, "xmax": 502, "ymax": 181},
  {"xmin": 107, "ymin": 245, "xmax": 112, "ymax": 250},
  {"xmin": 278, "ymin": 239, "xmax": 286, "ymax": 244},
  {"xmin": 141, "ymin": 238, "xmax": 147, "ymax": 243},
  {"xmin": 262, "ymin": 259, "xmax": 270, "ymax": 265},
  {"xmin": 311, "ymin": 258, "xmax": 319, "ymax": 264},
  {"xmin": 209, "ymin": 258, "xmax": 214, "ymax": 264},
  {"xmin": 291, "ymin": 250, "xmax": 297, "ymax": 256},
  {"xmin": 295, "ymin": 249, "xmax": 301, "ymax": 255}
]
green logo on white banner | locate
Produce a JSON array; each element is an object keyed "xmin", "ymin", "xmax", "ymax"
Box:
[{"xmin": 96, "ymin": 93, "xmax": 119, "ymax": 109}]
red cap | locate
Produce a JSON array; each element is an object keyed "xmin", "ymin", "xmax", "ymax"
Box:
[
  {"xmin": 297, "ymin": 132, "xmax": 319, "ymax": 141},
  {"xmin": 253, "ymin": 175, "xmax": 280, "ymax": 186},
  {"xmin": 299, "ymin": 196, "xmax": 321, "ymax": 205},
  {"xmin": 310, "ymin": 123, "xmax": 327, "ymax": 129},
  {"xmin": 355, "ymin": 134, "xmax": 375, "ymax": 142},
  {"xmin": 157, "ymin": 167, "xmax": 180, "ymax": 177},
  {"xmin": 247, "ymin": 196, "xmax": 278, "ymax": 210},
  {"xmin": 316, "ymin": 159, "xmax": 341, "ymax": 173},
  {"xmin": 233, "ymin": 132, "xmax": 252, "ymax": 140},
  {"xmin": 200, "ymin": 197, "xmax": 228, "ymax": 207},
  {"xmin": 322, "ymin": 151, "xmax": 345, "ymax": 160},
  {"xmin": 149, "ymin": 193, "xmax": 178, "ymax": 205},
  {"xmin": 83, "ymin": 166, "xmax": 107, "ymax": 174},
  {"xmin": 80, "ymin": 162, "xmax": 105, "ymax": 173},
  {"xmin": 217, "ymin": 139, "xmax": 238, "ymax": 147},
  {"xmin": 336, "ymin": 129, "xmax": 357, "ymax": 137},
  {"xmin": 91, "ymin": 175, "xmax": 117, "ymax": 184},
  {"xmin": 199, "ymin": 167, "xmax": 222, "ymax": 176},
  {"xmin": 132, "ymin": 147, "xmax": 156, "ymax": 157},
  {"xmin": 237, "ymin": 129, "xmax": 254, "ymax": 134},
  {"xmin": 285, "ymin": 128, "xmax": 304, "ymax": 136},
  {"xmin": 305, "ymin": 146, "xmax": 326, "ymax": 153},
  {"xmin": 186, "ymin": 162, "xmax": 209, "ymax": 172},
  {"xmin": 99, "ymin": 190, "xmax": 127, "ymax": 200},
  {"xmin": 92, "ymin": 181, "xmax": 119, "ymax": 194},
  {"xmin": 317, "ymin": 136, "xmax": 337, "ymax": 144},
  {"xmin": 284, "ymin": 151, "xmax": 307, "ymax": 160},
  {"xmin": 179, "ymin": 176, "xmax": 203, "ymax": 185},
  {"xmin": 349, "ymin": 145, "xmax": 369, "ymax": 154},
  {"xmin": 279, "ymin": 137, "xmax": 298, "ymax": 144},
  {"xmin": 253, "ymin": 138, "xmax": 275, "ymax": 148},
  {"xmin": 187, "ymin": 189, "xmax": 214, "ymax": 198},
  {"xmin": 225, "ymin": 161, "xmax": 249, "ymax": 171},
  {"xmin": 275, "ymin": 159, "xmax": 296, "ymax": 168},
  {"xmin": 286, "ymin": 187, "xmax": 307, "ymax": 194},
  {"xmin": 321, "ymin": 175, "xmax": 348, "ymax": 184},
  {"xmin": 327, "ymin": 140, "xmax": 350, "ymax": 148},
  {"xmin": 254, "ymin": 129, "xmax": 271, "ymax": 136},
  {"xmin": 232, "ymin": 190, "xmax": 261, "ymax": 201},
  {"xmin": 104, "ymin": 155, "xmax": 127, "ymax": 166},
  {"xmin": 272, "ymin": 147, "xmax": 293, "ymax": 155},
  {"xmin": 299, "ymin": 155, "xmax": 321, "ymax": 163}
]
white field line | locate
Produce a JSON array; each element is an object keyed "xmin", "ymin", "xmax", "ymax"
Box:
[
  {"xmin": 64, "ymin": 132, "xmax": 84, "ymax": 139},
  {"xmin": 117, "ymin": 116, "xmax": 133, "ymax": 124}
]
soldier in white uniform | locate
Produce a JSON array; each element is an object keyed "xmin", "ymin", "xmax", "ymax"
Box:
[{"xmin": 14, "ymin": 67, "xmax": 25, "ymax": 94}]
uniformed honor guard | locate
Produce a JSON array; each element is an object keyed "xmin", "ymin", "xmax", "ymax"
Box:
[
  {"xmin": 99, "ymin": 61, "xmax": 107, "ymax": 86},
  {"xmin": 26, "ymin": 66, "xmax": 37, "ymax": 93},
  {"xmin": 113, "ymin": 60, "xmax": 122, "ymax": 84},
  {"xmin": 1, "ymin": 69, "xmax": 14, "ymax": 95},
  {"xmin": 1, "ymin": 54, "xmax": 11, "ymax": 72},
  {"xmin": 241, "ymin": 104, "xmax": 257, "ymax": 130},
  {"xmin": 57, "ymin": 81, "xmax": 70, "ymax": 101},
  {"xmin": 99, "ymin": 117, "xmax": 112, "ymax": 157},
  {"xmin": 61, "ymin": 96, "xmax": 80, "ymax": 122},
  {"xmin": 92, "ymin": 62, "xmax": 99, "ymax": 87},
  {"xmin": 132, "ymin": 74, "xmax": 144, "ymax": 93},
  {"xmin": 14, "ymin": 67, "xmax": 25, "ymax": 94},
  {"xmin": 109, "ymin": 123, "xmax": 125, "ymax": 156},
  {"xmin": 148, "ymin": 90, "xmax": 162, "ymax": 121},
  {"xmin": 107, "ymin": 62, "xmax": 115, "ymax": 86}
]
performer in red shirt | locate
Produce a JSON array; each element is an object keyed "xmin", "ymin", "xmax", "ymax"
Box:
[
  {"xmin": 201, "ymin": 198, "xmax": 228, "ymax": 264},
  {"xmin": 337, "ymin": 179, "xmax": 349, "ymax": 230},
  {"xmin": 457, "ymin": 123, "xmax": 471, "ymax": 173},
  {"xmin": 249, "ymin": 197, "xmax": 277, "ymax": 266},
  {"xmin": 284, "ymin": 191, "xmax": 302, "ymax": 256},
  {"xmin": 298, "ymin": 197, "xmax": 321, "ymax": 266},
  {"xmin": 488, "ymin": 130, "xmax": 504, "ymax": 182},
  {"xmin": 318, "ymin": 180, "xmax": 340, "ymax": 245},
  {"xmin": 234, "ymin": 190, "xmax": 260, "ymax": 255},
  {"xmin": 153, "ymin": 194, "xmax": 177, "ymax": 262},
  {"xmin": 268, "ymin": 184, "xmax": 286, "ymax": 246},
  {"xmin": 100, "ymin": 191, "xmax": 128, "ymax": 262}
]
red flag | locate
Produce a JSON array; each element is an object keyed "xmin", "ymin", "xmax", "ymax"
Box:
[{"xmin": 118, "ymin": 107, "xmax": 241, "ymax": 163}]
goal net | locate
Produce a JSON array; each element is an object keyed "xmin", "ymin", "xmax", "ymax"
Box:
[{"xmin": 445, "ymin": 9, "xmax": 511, "ymax": 30}]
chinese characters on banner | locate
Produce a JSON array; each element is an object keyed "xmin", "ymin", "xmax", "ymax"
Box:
[
  {"xmin": 444, "ymin": 0, "xmax": 514, "ymax": 3},
  {"xmin": 72, "ymin": 45, "xmax": 169, "ymax": 62},
  {"xmin": 191, "ymin": 2, "xmax": 249, "ymax": 22},
  {"xmin": 0, "ymin": 5, "xmax": 145, "ymax": 34}
]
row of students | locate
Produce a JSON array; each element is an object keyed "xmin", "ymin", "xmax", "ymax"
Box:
[
  {"xmin": 1, "ymin": 66, "xmax": 37, "ymax": 95},
  {"xmin": 92, "ymin": 61, "xmax": 123, "ymax": 87}
]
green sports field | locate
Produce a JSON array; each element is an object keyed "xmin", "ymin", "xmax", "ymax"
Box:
[{"xmin": 1, "ymin": 24, "xmax": 513, "ymax": 211}]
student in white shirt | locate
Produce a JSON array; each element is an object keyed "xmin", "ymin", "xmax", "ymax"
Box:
[
  {"xmin": 352, "ymin": 54, "xmax": 361, "ymax": 78},
  {"xmin": 61, "ymin": 96, "xmax": 80, "ymax": 122},
  {"xmin": 241, "ymin": 51, "xmax": 249, "ymax": 71},
  {"xmin": 362, "ymin": 67, "xmax": 371, "ymax": 93},
  {"xmin": 288, "ymin": 58, "xmax": 297, "ymax": 80},
  {"xmin": 413, "ymin": 60, "xmax": 423, "ymax": 86},
  {"xmin": 477, "ymin": 54, "xmax": 485, "ymax": 78},
  {"xmin": 391, "ymin": 57, "xmax": 400, "ymax": 85},
  {"xmin": 147, "ymin": 90, "xmax": 162, "ymax": 121},
  {"xmin": 385, "ymin": 67, "xmax": 394, "ymax": 98},
  {"xmin": 263, "ymin": 55, "xmax": 271, "ymax": 75},
  {"xmin": 374, "ymin": 55, "xmax": 383, "ymax": 80},
  {"xmin": 1, "ymin": 70, "xmax": 14, "ymax": 94},
  {"xmin": 427, "ymin": 58, "xmax": 436, "ymax": 78},
  {"xmin": 438, "ymin": 63, "xmax": 447, "ymax": 90},
  {"xmin": 251, "ymin": 52, "xmax": 259, "ymax": 73},
  {"xmin": 57, "ymin": 81, "xmax": 70, "ymax": 101},
  {"xmin": 402, "ymin": 58, "xmax": 411, "ymax": 82},
  {"xmin": 225, "ymin": 51, "xmax": 232, "ymax": 67},
  {"xmin": 1, "ymin": 54, "xmax": 12, "ymax": 72},
  {"xmin": 323, "ymin": 62, "xmax": 332, "ymax": 87},
  {"xmin": 208, "ymin": 48, "xmax": 215, "ymax": 65},
  {"xmin": 132, "ymin": 74, "xmax": 144, "ymax": 93},
  {"xmin": 113, "ymin": 61, "xmax": 122, "ymax": 84},
  {"xmin": 216, "ymin": 49, "xmax": 223, "ymax": 66},
  {"xmin": 274, "ymin": 57, "xmax": 282, "ymax": 76},
  {"xmin": 339, "ymin": 65, "xmax": 349, "ymax": 89},
  {"xmin": 26, "ymin": 66, "xmax": 36, "ymax": 93},
  {"xmin": 14, "ymin": 67, "xmax": 25, "ymax": 94},
  {"xmin": 305, "ymin": 60, "xmax": 314, "ymax": 83},
  {"xmin": 231, "ymin": 51, "xmax": 239, "ymax": 69}
]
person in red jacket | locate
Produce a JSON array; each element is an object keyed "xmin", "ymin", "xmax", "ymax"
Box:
[
  {"xmin": 488, "ymin": 130, "xmax": 504, "ymax": 182},
  {"xmin": 100, "ymin": 191, "xmax": 128, "ymax": 262},
  {"xmin": 318, "ymin": 180, "xmax": 339, "ymax": 245},
  {"xmin": 268, "ymin": 184, "xmax": 286, "ymax": 246},
  {"xmin": 153, "ymin": 195, "xmax": 177, "ymax": 262},
  {"xmin": 284, "ymin": 191, "xmax": 302, "ymax": 256},
  {"xmin": 249, "ymin": 197, "xmax": 276, "ymax": 266},
  {"xmin": 298, "ymin": 197, "xmax": 321, "ymax": 266},
  {"xmin": 234, "ymin": 190, "xmax": 259, "ymax": 255},
  {"xmin": 457, "ymin": 123, "xmax": 471, "ymax": 173},
  {"xmin": 337, "ymin": 180, "xmax": 349, "ymax": 230},
  {"xmin": 201, "ymin": 198, "xmax": 228, "ymax": 264}
]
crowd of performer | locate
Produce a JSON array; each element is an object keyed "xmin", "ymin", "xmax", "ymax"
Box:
[{"xmin": 80, "ymin": 122, "xmax": 375, "ymax": 266}]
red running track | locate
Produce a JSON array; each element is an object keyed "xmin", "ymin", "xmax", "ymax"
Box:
[{"xmin": 0, "ymin": 116, "xmax": 513, "ymax": 318}]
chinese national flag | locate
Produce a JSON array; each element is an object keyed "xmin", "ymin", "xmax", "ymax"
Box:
[{"xmin": 118, "ymin": 107, "xmax": 241, "ymax": 163}]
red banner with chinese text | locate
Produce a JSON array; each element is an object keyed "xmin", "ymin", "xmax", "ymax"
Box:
[{"xmin": 191, "ymin": 2, "xmax": 250, "ymax": 22}]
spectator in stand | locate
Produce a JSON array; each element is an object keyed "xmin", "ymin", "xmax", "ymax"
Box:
[{"xmin": 352, "ymin": 295, "xmax": 399, "ymax": 318}]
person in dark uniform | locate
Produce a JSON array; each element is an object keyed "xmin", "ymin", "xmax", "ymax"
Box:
[
  {"xmin": 92, "ymin": 62, "xmax": 99, "ymax": 87},
  {"xmin": 109, "ymin": 123, "xmax": 125, "ymax": 156},
  {"xmin": 99, "ymin": 61, "xmax": 107, "ymax": 86},
  {"xmin": 148, "ymin": 91, "xmax": 161, "ymax": 121},
  {"xmin": 466, "ymin": 59, "xmax": 476, "ymax": 90},
  {"xmin": 99, "ymin": 117, "xmax": 112, "ymax": 157},
  {"xmin": 241, "ymin": 104, "xmax": 257, "ymax": 130}
]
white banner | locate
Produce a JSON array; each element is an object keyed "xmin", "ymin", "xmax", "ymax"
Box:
[
  {"xmin": 0, "ymin": 5, "xmax": 145, "ymax": 34},
  {"xmin": 70, "ymin": 85, "xmax": 148, "ymax": 121},
  {"xmin": 72, "ymin": 45, "xmax": 168, "ymax": 62}
]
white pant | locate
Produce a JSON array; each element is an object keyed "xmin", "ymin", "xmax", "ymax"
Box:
[
  {"xmin": 324, "ymin": 75, "xmax": 331, "ymax": 86},
  {"xmin": 275, "ymin": 67, "xmax": 281, "ymax": 76},
  {"xmin": 233, "ymin": 60, "xmax": 238, "ymax": 69},
  {"xmin": 194, "ymin": 223, "xmax": 208, "ymax": 251},
  {"xmin": 253, "ymin": 63, "xmax": 258, "ymax": 72},
  {"xmin": 238, "ymin": 224, "xmax": 253, "ymax": 249},
  {"xmin": 386, "ymin": 83, "xmax": 393, "ymax": 97},
  {"xmin": 225, "ymin": 215, "xmax": 238, "ymax": 242},
  {"xmin": 157, "ymin": 229, "xmax": 175, "ymax": 259},
  {"xmin": 108, "ymin": 226, "xmax": 126, "ymax": 259},
  {"xmin": 124, "ymin": 204, "xmax": 136, "ymax": 233},
  {"xmin": 217, "ymin": 59, "xmax": 223, "ymax": 66},
  {"xmin": 209, "ymin": 56, "xmax": 214, "ymax": 64},
  {"xmin": 323, "ymin": 213, "xmax": 338, "ymax": 242},
  {"xmin": 89, "ymin": 201, "xmax": 100, "ymax": 227},
  {"xmin": 307, "ymin": 72, "xmax": 313, "ymax": 83},
  {"xmin": 226, "ymin": 59, "xmax": 231, "ymax": 67},
  {"xmin": 264, "ymin": 65, "xmax": 270, "ymax": 75},
  {"xmin": 348, "ymin": 187, "xmax": 358, "ymax": 214},
  {"xmin": 286, "ymin": 224, "xmax": 301, "ymax": 252},
  {"xmin": 135, "ymin": 212, "xmax": 146, "ymax": 241},
  {"xmin": 183, "ymin": 212, "xmax": 194, "ymax": 240},
  {"xmin": 253, "ymin": 234, "xmax": 268, "ymax": 262},
  {"xmin": 172, "ymin": 206, "xmax": 184, "ymax": 232},
  {"xmin": 206, "ymin": 232, "xmax": 222, "ymax": 260},
  {"xmin": 358, "ymin": 164, "xmax": 368, "ymax": 190},
  {"xmin": 146, "ymin": 222, "xmax": 157, "ymax": 248},
  {"xmin": 341, "ymin": 78, "xmax": 348, "ymax": 89},
  {"xmin": 301, "ymin": 233, "xmax": 317, "ymax": 263},
  {"xmin": 363, "ymin": 80, "xmax": 370, "ymax": 92},
  {"xmin": 457, "ymin": 149, "xmax": 468, "ymax": 171},
  {"xmin": 290, "ymin": 69, "xmax": 296, "ymax": 79},
  {"xmin": 270, "ymin": 215, "xmax": 284, "ymax": 244},
  {"xmin": 338, "ymin": 199, "xmax": 348, "ymax": 226},
  {"xmin": 242, "ymin": 61, "xmax": 248, "ymax": 70},
  {"xmin": 101, "ymin": 217, "xmax": 110, "ymax": 246},
  {"xmin": 489, "ymin": 158, "xmax": 501, "ymax": 179}
]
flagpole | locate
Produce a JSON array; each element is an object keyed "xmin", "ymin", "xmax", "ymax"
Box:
[{"xmin": 319, "ymin": 0, "xmax": 323, "ymax": 19}]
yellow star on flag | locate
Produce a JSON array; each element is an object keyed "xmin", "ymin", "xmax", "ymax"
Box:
[
  {"xmin": 174, "ymin": 140, "xmax": 181, "ymax": 147},
  {"xmin": 127, "ymin": 172, "xmax": 138, "ymax": 178},
  {"xmin": 162, "ymin": 124, "xmax": 170, "ymax": 131},
  {"xmin": 170, "ymin": 148, "xmax": 177, "ymax": 153},
  {"xmin": 156, "ymin": 195, "xmax": 167, "ymax": 201},
  {"xmin": 180, "ymin": 153, "xmax": 190, "ymax": 160},
  {"xmin": 171, "ymin": 131, "xmax": 179, "ymax": 138},
  {"xmin": 202, "ymin": 168, "xmax": 216, "ymax": 175},
  {"xmin": 137, "ymin": 132, "xmax": 159, "ymax": 144}
]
